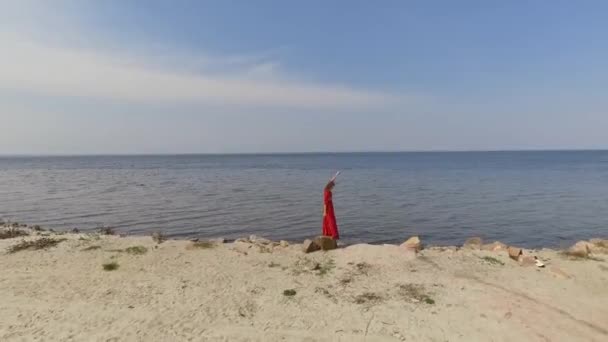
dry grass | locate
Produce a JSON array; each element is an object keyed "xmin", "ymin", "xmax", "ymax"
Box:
[
  {"xmin": 97, "ymin": 226, "xmax": 116, "ymax": 235},
  {"xmin": 102, "ymin": 262, "xmax": 119, "ymax": 271},
  {"xmin": 190, "ymin": 241, "xmax": 216, "ymax": 249},
  {"xmin": 7, "ymin": 238, "xmax": 67, "ymax": 253},
  {"xmin": 125, "ymin": 246, "xmax": 148, "ymax": 255},
  {"xmin": 398, "ymin": 283, "xmax": 435, "ymax": 304},
  {"xmin": 481, "ymin": 256, "xmax": 505, "ymax": 266},
  {"xmin": 152, "ymin": 231, "xmax": 167, "ymax": 244},
  {"xmin": 354, "ymin": 292, "xmax": 384, "ymax": 305},
  {"xmin": 0, "ymin": 228, "xmax": 29, "ymax": 240}
]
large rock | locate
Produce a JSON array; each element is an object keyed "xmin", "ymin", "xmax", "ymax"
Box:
[
  {"xmin": 302, "ymin": 239, "xmax": 320, "ymax": 253},
  {"xmin": 314, "ymin": 236, "xmax": 338, "ymax": 251},
  {"xmin": 482, "ymin": 241, "xmax": 507, "ymax": 252},
  {"xmin": 567, "ymin": 241, "xmax": 592, "ymax": 258},
  {"xmin": 463, "ymin": 237, "xmax": 483, "ymax": 250},
  {"xmin": 279, "ymin": 240, "xmax": 289, "ymax": 247},
  {"xmin": 249, "ymin": 235, "xmax": 272, "ymax": 245},
  {"xmin": 589, "ymin": 238, "xmax": 608, "ymax": 254},
  {"xmin": 508, "ymin": 246, "xmax": 523, "ymax": 260},
  {"xmin": 400, "ymin": 236, "xmax": 422, "ymax": 252}
]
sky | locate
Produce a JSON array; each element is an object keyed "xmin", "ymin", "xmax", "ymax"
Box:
[{"xmin": 1, "ymin": 0, "xmax": 607, "ymax": 154}]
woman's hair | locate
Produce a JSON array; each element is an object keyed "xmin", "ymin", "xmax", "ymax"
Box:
[{"xmin": 325, "ymin": 181, "xmax": 335, "ymax": 191}]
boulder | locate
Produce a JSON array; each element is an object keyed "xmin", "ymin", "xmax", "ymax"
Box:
[
  {"xmin": 567, "ymin": 241, "xmax": 592, "ymax": 258},
  {"xmin": 589, "ymin": 239, "xmax": 608, "ymax": 254},
  {"xmin": 280, "ymin": 240, "xmax": 290, "ymax": 247},
  {"xmin": 463, "ymin": 237, "xmax": 483, "ymax": 250},
  {"xmin": 508, "ymin": 246, "xmax": 523, "ymax": 261},
  {"xmin": 314, "ymin": 236, "xmax": 338, "ymax": 251},
  {"xmin": 400, "ymin": 236, "xmax": 422, "ymax": 252},
  {"xmin": 302, "ymin": 239, "xmax": 320, "ymax": 253},
  {"xmin": 482, "ymin": 241, "xmax": 507, "ymax": 252}
]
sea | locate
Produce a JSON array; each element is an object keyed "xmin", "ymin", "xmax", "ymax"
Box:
[{"xmin": 1, "ymin": 151, "xmax": 607, "ymax": 248}]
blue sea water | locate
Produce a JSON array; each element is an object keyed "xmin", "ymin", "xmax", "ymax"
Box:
[{"xmin": 1, "ymin": 151, "xmax": 607, "ymax": 248}]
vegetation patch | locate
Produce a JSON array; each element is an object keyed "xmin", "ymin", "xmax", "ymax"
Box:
[
  {"xmin": 191, "ymin": 241, "xmax": 216, "ymax": 249},
  {"xmin": 125, "ymin": 246, "xmax": 148, "ymax": 255},
  {"xmin": 0, "ymin": 228, "xmax": 29, "ymax": 240},
  {"xmin": 82, "ymin": 245, "xmax": 102, "ymax": 251},
  {"xmin": 480, "ymin": 256, "xmax": 505, "ymax": 266},
  {"xmin": 103, "ymin": 262, "xmax": 119, "ymax": 271},
  {"xmin": 97, "ymin": 226, "xmax": 116, "ymax": 235},
  {"xmin": 354, "ymin": 292, "xmax": 384, "ymax": 305},
  {"xmin": 283, "ymin": 289, "xmax": 297, "ymax": 297},
  {"xmin": 152, "ymin": 231, "xmax": 167, "ymax": 244},
  {"xmin": 398, "ymin": 283, "xmax": 435, "ymax": 305},
  {"xmin": 8, "ymin": 238, "xmax": 67, "ymax": 253}
]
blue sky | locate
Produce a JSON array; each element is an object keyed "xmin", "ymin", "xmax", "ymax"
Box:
[{"xmin": 1, "ymin": 0, "xmax": 607, "ymax": 154}]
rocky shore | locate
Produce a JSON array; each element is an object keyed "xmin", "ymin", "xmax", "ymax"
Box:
[{"xmin": 1, "ymin": 223, "xmax": 607, "ymax": 341}]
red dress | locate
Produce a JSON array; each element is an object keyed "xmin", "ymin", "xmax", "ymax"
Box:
[{"xmin": 322, "ymin": 189, "xmax": 339, "ymax": 239}]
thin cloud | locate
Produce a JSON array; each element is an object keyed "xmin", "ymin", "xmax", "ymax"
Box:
[{"xmin": 0, "ymin": 33, "xmax": 395, "ymax": 109}]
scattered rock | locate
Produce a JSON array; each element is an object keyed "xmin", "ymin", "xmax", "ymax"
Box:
[
  {"xmin": 589, "ymin": 239, "xmax": 608, "ymax": 254},
  {"xmin": 508, "ymin": 246, "xmax": 523, "ymax": 261},
  {"xmin": 463, "ymin": 237, "xmax": 483, "ymax": 250},
  {"xmin": 249, "ymin": 235, "xmax": 272, "ymax": 245},
  {"xmin": 314, "ymin": 236, "xmax": 338, "ymax": 251},
  {"xmin": 302, "ymin": 239, "xmax": 320, "ymax": 253},
  {"xmin": 400, "ymin": 236, "xmax": 422, "ymax": 252},
  {"xmin": 235, "ymin": 237, "xmax": 250, "ymax": 243},
  {"xmin": 482, "ymin": 241, "xmax": 507, "ymax": 252},
  {"xmin": 280, "ymin": 240, "xmax": 289, "ymax": 247},
  {"xmin": 32, "ymin": 225, "xmax": 43, "ymax": 231},
  {"xmin": 71, "ymin": 228, "xmax": 80, "ymax": 233}
]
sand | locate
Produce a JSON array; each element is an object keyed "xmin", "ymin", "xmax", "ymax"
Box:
[{"xmin": 1, "ymin": 229, "xmax": 607, "ymax": 342}]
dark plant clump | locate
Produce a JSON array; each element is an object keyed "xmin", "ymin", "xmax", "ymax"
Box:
[
  {"xmin": 8, "ymin": 238, "xmax": 67, "ymax": 253},
  {"xmin": 283, "ymin": 289, "xmax": 297, "ymax": 297},
  {"xmin": 103, "ymin": 262, "xmax": 119, "ymax": 271},
  {"xmin": 0, "ymin": 229, "xmax": 29, "ymax": 240}
]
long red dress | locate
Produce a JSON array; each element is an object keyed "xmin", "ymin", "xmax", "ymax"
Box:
[{"xmin": 322, "ymin": 189, "xmax": 340, "ymax": 239}]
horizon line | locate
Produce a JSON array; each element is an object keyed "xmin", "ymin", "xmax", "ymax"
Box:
[{"xmin": 1, "ymin": 148, "xmax": 607, "ymax": 157}]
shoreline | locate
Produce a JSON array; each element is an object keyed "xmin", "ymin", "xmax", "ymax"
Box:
[{"xmin": 1, "ymin": 224, "xmax": 607, "ymax": 341}]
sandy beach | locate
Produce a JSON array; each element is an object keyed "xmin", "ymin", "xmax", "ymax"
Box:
[{"xmin": 1, "ymin": 227, "xmax": 607, "ymax": 342}]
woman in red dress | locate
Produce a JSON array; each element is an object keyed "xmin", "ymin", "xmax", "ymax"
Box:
[{"xmin": 322, "ymin": 180, "xmax": 340, "ymax": 239}]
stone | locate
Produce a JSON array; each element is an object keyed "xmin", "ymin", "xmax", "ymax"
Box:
[
  {"xmin": 463, "ymin": 237, "xmax": 483, "ymax": 250},
  {"xmin": 280, "ymin": 240, "xmax": 289, "ymax": 247},
  {"xmin": 235, "ymin": 237, "xmax": 250, "ymax": 243},
  {"xmin": 250, "ymin": 235, "xmax": 272, "ymax": 245},
  {"xmin": 518, "ymin": 255, "xmax": 536, "ymax": 267},
  {"xmin": 400, "ymin": 236, "xmax": 422, "ymax": 252},
  {"xmin": 210, "ymin": 238, "xmax": 226, "ymax": 244},
  {"xmin": 314, "ymin": 236, "xmax": 338, "ymax": 251},
  {"xmin": 302, "ymin": 239, "xmax": 320, "ymax": 253},
  {"xmin": 508, "ymin": 247, "xmax": 523, "ymax": 260},
  {"xmin": 567, "ymin": 241, "xmax": 592, "ymax": 258},
  {"xmin": 589, "ymin": 239, "xmax": 608, "ymax": 254},
  {"xmin": 482, "ymin": 241, "xmax": 507, "ymax": 252}
]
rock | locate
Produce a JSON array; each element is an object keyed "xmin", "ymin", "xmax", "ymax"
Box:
[
  {"xmin": 250, "ymin": 235, "xmax": 272, "ymax": 245},
  {"xmin": 463, "ymin": 237, "xmax": 483, "ymax": 250},
  {"xmin": 235, "ymin": 237, "xmax": 250, "ymax": 243},
  {"xmin": 280, "ymin": 240, "xmax": 289, "ymax": 247},
  {"xmin": 400, "ymin": 236, "xmax": 422, "ymax": 252},
  {"xmin": 314, "ymin": 236, "xmax": 338, "ymax": 251},
  {"xmin": 482, "ymin": 241, "xmax": 507, "ymax": 252},
  {"xmin": 589, "ymin": 239, "xmax": 608, "ymax": 254},
  {"xmin": 71, "ymin": 228, "xmax": 80, "ymax": 233},
  {"xmin": 210, "ymin": 238, "xmax": 226, "ymax": 244},
  {"xmin": 189, "ymin": 238, "xmax": 199, "ymax": 242},
  {"xmin": 567, "ymin": 241, "xmax": 592, "ymax": 258},
  {"xmin": 518, "ymin": 255, "xmax": 536, "ymax": 267},
  {"xmin": 302, "ymin": 239, "xmax": 320, "ymax": 253},
  {"xmin": 508, "ymin": 246, "xmax": 523, "ymax": 261}
]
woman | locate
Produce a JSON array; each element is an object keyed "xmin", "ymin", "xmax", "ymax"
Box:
[{"xmin": 322, "ymin": 180, "xmax": 340, "ymax": 240}]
